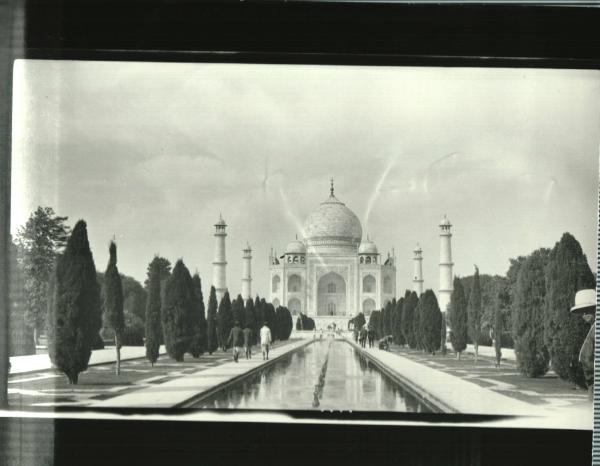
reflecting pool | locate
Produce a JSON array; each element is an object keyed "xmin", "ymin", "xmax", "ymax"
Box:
[{"xmin": 193, "ymin": 339, "xmax": 433, "ymax": 412}]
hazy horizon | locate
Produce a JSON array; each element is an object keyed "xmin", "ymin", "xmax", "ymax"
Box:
[{"xmin": 11, "ymin": 60, "xmax": 599, "ymax": 299}]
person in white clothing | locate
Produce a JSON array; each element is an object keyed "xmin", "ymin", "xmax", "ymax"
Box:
[{"xmin": 260, "ymin": 322, "xmax": 272, "ymax": 360}]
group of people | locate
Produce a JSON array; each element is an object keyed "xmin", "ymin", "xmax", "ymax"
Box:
[
  {"xmin": 226, "ymin": 321, "xmax": 273, "ymax": 362},
  {"xmin": 355, "ymin": 325, "xmax": 375, "ymax": 348}
]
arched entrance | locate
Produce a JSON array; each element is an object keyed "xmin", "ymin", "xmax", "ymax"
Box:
[
  {"xmin": 362, "ymin": 298, "xmax": 376, "ymax": 316},
  {"xmin": 288, "ymin": 298, "xmax": 301, "ymax": 315},
  {"xmin": 317, "ymin": 272, "xmax": 346, "ymax": 316}
]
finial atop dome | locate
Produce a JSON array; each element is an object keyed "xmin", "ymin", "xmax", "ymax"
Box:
[{"xmin": 330, "ymin": 177, "xmax": 334, "ymax": 196}]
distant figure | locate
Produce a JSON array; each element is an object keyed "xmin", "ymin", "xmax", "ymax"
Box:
[
  {"xmin": 313, "ymin": 328, "xmax": 317, "ymax": 340},
  {"xmin": 367, "ymin": 327, "xmax": 375, "ymax": 348},
  {"xmin": 243, "ymin": 325, "xmax": 253, "ymax": 360},
  {"xmin": 378, "ymin": 336, "xmax": 390, "ymax": 351},
  {"xmin": 227, "ymin": 321, "xmax": 244, "ymax": 363},
  {"xmin": 319, "ymin": 329, "xmax": 323, "ymax": 341},
  {"xmin": 359, "ymin": 326, "xmax": 367, "ymax": 348},
  {"xmin": 260, "ymin": 322, "xmax": 272, "ymax": 360},
  {"xmin": 571, "ymin": 289, "xmax": 596, "ymax": 399}
]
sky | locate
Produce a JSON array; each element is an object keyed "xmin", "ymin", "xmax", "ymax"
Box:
[{"xmin": 10, "ymin": 60, "xmax": 600, "ymax": 299}]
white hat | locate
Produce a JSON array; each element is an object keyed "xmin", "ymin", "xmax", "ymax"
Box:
[{"xmin": 570, "ymin": 289, "xmax": 596, "ymax": 315}]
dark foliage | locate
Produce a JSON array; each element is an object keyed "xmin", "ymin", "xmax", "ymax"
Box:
[
  {"xmin": 216, "ymin": 292, "xmax": 233, "ymax": 350},
  {"xmin": 276, "ymin": 306, "xmax": 293, "ymax": 341},
  {"xmin": 402, "ymin": 291, "xmax": 419, "ymax": 349},
  {"xmin": 206, "ymin": 286, "xmax": 219, "ymax": 354},
  {"xmin": 513, "ymin": 249, "xmax": 551, "ymax": 377},
  {"xmin": 449, "ymin": 277, "xmax": 468, "ymax": 355},
  {"xmin": 48, "ymin": 220, "xmax": 102, "ymax": 384},
  {"xmin": 544, "ymin": 233, "xmax": 595, "ymax": 387},
  {"xmin": 161, "ymin": 260, "xmax": 195, "ymax": 361},
  {"xmin": 188, "ymin": 274, "xmax": 207, "ymax": 358},
  {"xmin": 418, "ymin": 289, "xmax": 442, "ymax": 354}
]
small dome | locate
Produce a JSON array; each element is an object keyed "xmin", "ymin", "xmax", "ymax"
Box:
[
  {"xmin": 359, "ymin": 238, "xmax": 378, "ymax": 254},
  {"xmin": 215, "ymin": 213, "xmax": 226, "ymax": 226},
  {"xmin": 439, "ymin": 214, "xmax": 451, "ymax": 227},
  {"xmin": 285, "ymin": 239, "xmax": 306, "ymax": 254}
]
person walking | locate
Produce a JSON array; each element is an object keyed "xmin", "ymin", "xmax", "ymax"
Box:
[
  {"xmin": 243, "ymin": 325, "xmax": 253, "ymax": 360},
  {"xmin": 367, "ymin": 326, "xmax": 374, "ymax": 348},
  {"xmin": 571, "ymin": 289, "xmax": 596, "ymax": 399},
  {"xmin": 260, "ymin": 321, "xmax": 272, "ymax": 360},
  {"xmin": 227, "ymin": 321, "xmax": 244, "ymax": 363},
  {"xmin": 359, "ymin": 326, "xmax": 367, "ymax": 348}
]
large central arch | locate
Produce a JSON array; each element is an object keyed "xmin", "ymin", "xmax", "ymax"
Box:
[{"xmin": 317, "ymin": 272, "xmax": 346, "ymax": 316}]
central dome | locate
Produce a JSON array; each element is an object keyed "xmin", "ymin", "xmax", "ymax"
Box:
[{"xmin": 302, "ymin": 187, "xmax": 362, "ymax": 247}]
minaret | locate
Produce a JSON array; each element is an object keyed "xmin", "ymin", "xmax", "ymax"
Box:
[
  {"xmin": 241, "ymin": 242, "xmax": 252, "ymax": 300},
  {"xmin": 412, "ymin": 243, "xmax": 424, "ymax": 295},
  {"xmin": 212, "ymin": 214, "xmax": 228, "ymax": 302},
  {"xmin": 438, "ymin": 214, "xmax": 454, "ymax": 314}
]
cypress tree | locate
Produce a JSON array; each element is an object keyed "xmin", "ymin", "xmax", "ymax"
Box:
[
  {"xmin": 493, "ymin": 288, "xmax": 503, "ymax": 367},
  {"xmin": 402, "ymin": 291, "xmax": 418, "ymax": 348},
  {"xmin": 104, "ymin": 241, "xmax": 125, "ymax": 375},
  {"xmin": 513, "ymin": 248, "xmax": 550, "ymax": 377},
  {"xmin": 369, "ymin": 310, "xmax": 382, "ymax": 339},
  {"xmin": 206, "ymin": 286, "xmax": 218, "ymax": 354},
  {"xmin": 449, "ymin": 277, "xmax": 468, "ymax": 358},
  {"xmin": 232, "ymin": 294, "xmax": 245, "ymax": 326},
  {"xmin": 276, "ymin": 306, "xmax": 293, "ymax": 341},
  {"xmin": 161, "ymin": 260, "xmax": 195, "ymax": 362},
  {"xmin": 264, "ymin": 301, "xmax": 277, "ymax": 342},
  {"xmin": 544, "ymin": 233, "xmax": 595, "ymax": 387},
  {"xmin": 144, "ymin": 257, "xmax": 162, "ymax": 366},
  {"xmin": 383, "ymin": 300, "xmax": 394, "ymax": 337},
  {"xmin": 412, "ymin": 300, "xmax": 422, "ymax": 350},
  {"xmin": 49, "ymin": 220, "xmax": 101, "ymax": 384},
  {"xmin": 217, "ymin": 292, "xmax": 233, "ymax": 350},
  {"xmin": 244, "ymin": 298, "xmax": 257, "ymax": 344},
  {"xmin": 188, "ymin": 274, "xmax": 206, "ymax": 358},
  {"xmin": 393, "ymin": 297, "xmax": 405, "ymax": 345},
  {"xmin": 419, "ymin": 289, "xmax": 442, "ymax": 354},
  {"xmin": 468, "ymin": 265, "xmax": 483, "ymax": 361},
  {"xmin": 254, "ymin": 295, "xmax": 264, "ymax": 340}
]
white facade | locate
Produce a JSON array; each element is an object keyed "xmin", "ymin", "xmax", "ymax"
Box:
[
  {"xmin": 212, "ymin": 214, "xmax": 228, "ymax": 302},
  {"xmin": 438, "ymin": 214, "xmax": 454, "ymax": 314},
  {"xmin": 241, "ymin": 243, "xmax": 252, "ymax": 301},
  {"xmin": 269, "ymin": 183, "xmax": 396, "ymax": 328}
]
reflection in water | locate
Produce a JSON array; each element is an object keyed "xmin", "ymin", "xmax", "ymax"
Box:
[{"xmin": 194, "ymin": 340, "xmax": 432, "ymax": 412}]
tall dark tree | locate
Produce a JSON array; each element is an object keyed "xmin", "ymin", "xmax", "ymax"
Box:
[
  {"xmin": 369, "ymin": 310, "xmax": 382, "ymax": 339},
  {"xmin": 48, "ymin": 220, "xmax": 101, "ymax": 384},
  {"xmin": 144, "ymin": 256, "xmax": 171, "ymax": 290},
  {"xmin": 449, "ymin": 277, "xmax": 468, "ymax": 358},
  {"xmin": 402, "ymin": 291, "xmax": 419, "ymax": 348},
  {"xmin": 188, "ymin": 274, "xmax": 207, "ymax": 358},
  {"xmin": 412, "ymin": 300, "xmax": 422, "ymax": 350},
  {"xmin": 16, "ymin": 206, "xmax": 71, "ymax": 347},
  {"xmin": 264, "ymin": 301, "xmax": 277, "ymax": 342},
  {"xmin": 440, "ymin": 313, "xmax": 447, "ymax": 355},
  {"xmin": 513, "ymin": 248, "xmax": 551, "ymax": 377},
  {"xmin": 161, "ymin": 260, "xmax": 195, "ymax": 361},
  {"xmin": 544, "ymin": 233, "xmax": 595, "ymax": 387},
  {"xmin": 468, "ymin": 265, "xmax": 483, "ymax": 361},
  {"xmin": 276, "ymin": 306, "xmax": 293, "ymax": 341},
  {"xmin": 144, "ymin": 258, "xmax": 162, "ymax": 366},
  {"xmin": 206, "ymin": 286, "xmax": 218, "ymax": 354},
  {"xmin": 217, "ymin": 292, "xmax": 233, "ymax": 350},
  {"xmin": 393, "ymin": 297, "xmax": 405, "ymax": 346},
  {"xmin": 383, "ymin": 300, "xmax": 394, "ymax": 336},
  {"xmin": 254, "ymin": 295, "xmax": 264, "ymax": 340},
  {"xmin": 232, "ymin": 294, "xmax": 245, "ymax": 326},
  {"xmin": 244, "ymin": 298, "xmax": 257, "ymax": 344},
  {"xmin": 493, "ymin": 288, "xmax": 503, "ymax": 367},
  {"xmin": 349, "ymin": 312, "xmax": 366, "ymax": 332},
  {"xmin": 418, "ymin": 290, "xmax": 442, "ymax": 355},
  {"xmin": 104, "ymin": 241, "xmax": 125, "ymax": 375}
]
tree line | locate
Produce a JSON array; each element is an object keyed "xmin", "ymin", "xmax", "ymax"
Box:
[
  {"xmin": 355, "ymin": 231, "xmax": 594, "ymax": 389},
  {"xmin": 13, "ymin": 207, "xmax": 292, "ymax": 384}
]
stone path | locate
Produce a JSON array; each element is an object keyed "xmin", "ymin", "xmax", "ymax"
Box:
[
  {"xmin": 9, "ymin": 346, "xmax": 166, "ymax": 375},
  {"xmin": 353, "ymin": 339, "xmax": 591, "ymax": 429}
]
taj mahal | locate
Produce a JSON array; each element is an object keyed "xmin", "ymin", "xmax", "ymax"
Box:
[{"xmin": 211, "ymin": 179, "xmax": 454, "ymax": 329}]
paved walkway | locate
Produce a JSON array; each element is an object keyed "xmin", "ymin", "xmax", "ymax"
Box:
[
  {"xmin": 9, "ymin": 346, "xmax": 166, "ymax": 375},
  {"xmin": 464, "ymin": 344, "xmax": 516, "ymax": 361},
  {"xmin": 91, "ymin": 339, "xmax": 311, "ymax": 408},
  {"xmin": 351, "ymin": 339, "xmax": 591, "ymax": 429}
]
